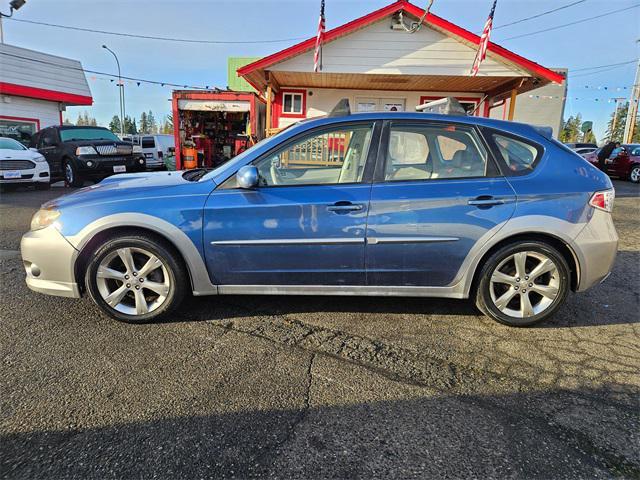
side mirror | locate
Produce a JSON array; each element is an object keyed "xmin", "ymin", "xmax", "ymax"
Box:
[{"xmin": 236, "ymin": 165, "xmax": 259, "ymax": 189}]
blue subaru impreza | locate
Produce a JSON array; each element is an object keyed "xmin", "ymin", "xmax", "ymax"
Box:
[{"xmin": 21, "ymin": 111, "xmax": 618, "ymax": 326}]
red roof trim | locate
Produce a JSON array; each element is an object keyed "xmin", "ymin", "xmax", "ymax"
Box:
[
  {"xmin": 238, "ymin": 0, "xmax": 564, "ymax": 85},
  {"xmin": 0, "ymin": 82, "xmax": 93, "ymax": 106}
]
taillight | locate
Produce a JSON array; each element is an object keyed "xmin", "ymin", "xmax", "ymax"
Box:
[{"xmin": 589, "ymin": 189, "xmax": 615, "ymax": 213}]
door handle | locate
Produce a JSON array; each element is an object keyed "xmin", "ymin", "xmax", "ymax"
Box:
[
  {"xmin": 327, "ymin": 201, "xmax": 365, "ymax": 213},
  {"xmin": 468, "ymin": 196, "xmax": 505, "ymax": 207}
]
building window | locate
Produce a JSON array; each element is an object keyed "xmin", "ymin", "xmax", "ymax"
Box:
[
  {"xmin": 282, "ymin": 91, "xmax": 305, "ymax": 115},
  {"xmin": 0, "ymin": 116, "xmax": 39, "ymax": 145}
]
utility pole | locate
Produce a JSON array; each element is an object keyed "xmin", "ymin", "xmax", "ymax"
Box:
[
  {"xmin": 610, "ymin": 97, "xmax": 627, "ymax": 141},
  {"xmin": 623, "ymin": 57, "xmax": 640, "ymax": 143}
]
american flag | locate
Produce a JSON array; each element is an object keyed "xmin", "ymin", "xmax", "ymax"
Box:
[
  {"xmin": 313, "ymin": 0, "xmax": 326, "ymax": 73},
  {"xmin": 470, "ymin": 0, "xmax": 497, "ymax": 77}
]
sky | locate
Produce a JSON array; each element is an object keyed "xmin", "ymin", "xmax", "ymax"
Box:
[{"xmin": 1, "ymin": 0, "xmax": 638, "ymax": 141}]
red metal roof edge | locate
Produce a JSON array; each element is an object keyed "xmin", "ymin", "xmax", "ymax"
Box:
[
  {"xmin": 0, "ymin": 82, "xmax": 93, "ymax": 106},
  {"xmin": 237, "ymin": 0, "xmax": 564, "ymax": 85}
]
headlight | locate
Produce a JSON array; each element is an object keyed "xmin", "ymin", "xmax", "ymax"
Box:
[
  {"xmin": 75, "ymin": 146, "xmax": 98, "ymax": 155},
  {"xmin": 33, "ymin": 155, "xmax": 46, "ymax": 163},
  {"xmin": 30, "ymin": 209, "xmax": 61, "ymax": 231},
  {"xmin": 132, "ymin": 145, "xmax": 143, "ymax": 153}
]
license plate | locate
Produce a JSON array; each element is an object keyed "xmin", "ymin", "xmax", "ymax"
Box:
[
  {"xmin": 113, "ymin": 165, "xmax": 126, "ymax": 173},
  {"xmin": 3, "ymin": 170, "xmax": 21, "ymax": 179}
]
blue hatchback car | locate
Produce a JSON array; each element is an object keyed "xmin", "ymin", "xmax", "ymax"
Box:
[{"xmin": 21, "ymin": 111, "xmax": 618, "ymax": 326}]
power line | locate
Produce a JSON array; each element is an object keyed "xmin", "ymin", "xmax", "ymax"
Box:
[
  {"xmin": 491, "ymin": 0, "xmax": 587, "ymax": 30},
  {"xmin": 4, "ymin": 17, "xmax": 307, "ymax": 44},
  {"xmin": 499, "ymin": 4, "xmax": 640, "ymax": 41},
  {"xmin": 569, "ymin": 60, "xmax": 638, "ymax": 73},
  {"xmin": 0, "ymin": 51, "xmax": 220, "ymax": 90}
]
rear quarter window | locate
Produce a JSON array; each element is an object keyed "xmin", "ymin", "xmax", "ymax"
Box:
[{"xmin": 486, "ymin": 131, "xmax": 543, "ymax": 176}]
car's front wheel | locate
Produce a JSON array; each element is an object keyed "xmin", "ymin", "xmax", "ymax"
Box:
[
  {"xmin": 629, "ymin": 165, "xmax": 640, "ymax": 183},
  {"xmin": 64, "ymin": 159, "xmax": 84, "ymax": 188},
  {"xmin": 85, "ymin": 234, "xmax": 187, "ymax": 323},
  {"xmin": 475, "ymin": 241, "xmax": 570, "ymax": 327}
]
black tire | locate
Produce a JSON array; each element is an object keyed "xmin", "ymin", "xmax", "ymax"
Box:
[
  {"xmin": 475, "ymin": 241, "xmax": 570, "ymax": 327},
  {"xmin": 629, "ymin": 165, "xmax": 640, "ymax": 184},
  {"xmin": 34, "ymin": 182, "xmax": 51, "ymax": 190},
  {"xmin": 85, "ymin": 234, "xmax": 188, "ymax": 323},
  {"xmin": 64, "ymin": 159, "xmax": 84, "ymax": 188}
]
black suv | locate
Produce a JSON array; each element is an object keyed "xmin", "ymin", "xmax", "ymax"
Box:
[{"xmin": 30, "ymin": 126, "xmax": 146, "ymax": 187}]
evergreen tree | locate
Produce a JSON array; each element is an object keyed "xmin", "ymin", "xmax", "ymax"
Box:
[
  {"xmin": 559, "ymin": 115, "xmax": 582, "ymax": 143},
  {"xmin": 161, "ymin": 114, "xmax": 174, "ymax": 134},
  {"xmin": 123, "ymin": 116, "xmax": 138, "ymax": 135},
  {"xmin": 139, "ymin": 112, "xmax": 148, "ymax": 134},
  {"xmin": 109, "ymin": 115, "xmax": 122, "ymax": 133},
  {"xmin": 605, "ymin": 102, "xmax": 628, "ymax": 142},
  {"xmin": 147, "ymin": 110, "xmax": 157, "ymax": 134},
  {"xmin": 76, "ymin": 111, "xmax": 98, "ymax": 127}
]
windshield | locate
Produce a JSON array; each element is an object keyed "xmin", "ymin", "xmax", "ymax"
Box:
[
  {"xmin": 0, "ymin": 137, "xmax": 27, "ymax": 150},
  {"xmin": 60, "ymin": 128, "xmax": 120, "ymax": 142}
]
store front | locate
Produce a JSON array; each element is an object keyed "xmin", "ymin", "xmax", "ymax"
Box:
[
  {"xmin": 237, "ymin": 0, "xmax": 565, "ymax": 137},
  {"xmin": 172, "ymin": 91, "xmax": 265, "ymax": 170}
]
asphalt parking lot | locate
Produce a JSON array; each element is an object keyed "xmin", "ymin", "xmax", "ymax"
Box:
[{"xmin": 1, "ymin": 180, "xmax": 639, "ymax": 479}]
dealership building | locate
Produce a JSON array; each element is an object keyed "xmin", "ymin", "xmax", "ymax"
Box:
[{"xmin": 0, "ymin": 43, "xmax": 92, "ymax": 144}]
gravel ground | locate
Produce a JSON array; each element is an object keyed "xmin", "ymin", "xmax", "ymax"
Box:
[{"xmin": 0, "ymin": 180, "xmax": 638, "ymax": 479}]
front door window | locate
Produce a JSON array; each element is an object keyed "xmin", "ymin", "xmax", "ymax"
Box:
[{"xmin": 224, "ymin": 123, "xmax": 374, "ymax": 188}]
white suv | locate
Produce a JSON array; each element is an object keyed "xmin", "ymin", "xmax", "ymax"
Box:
[{"xmin": 122, "ymin": 134, "xmax": 174, "ymax": 170}]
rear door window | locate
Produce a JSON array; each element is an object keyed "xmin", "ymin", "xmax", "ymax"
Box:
[{"xmin": 383, "ymin": 123, "xmax": 488, "ymax": 181}]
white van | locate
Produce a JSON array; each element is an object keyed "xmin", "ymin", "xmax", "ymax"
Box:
[{"xmin": 121, "ymin": 134, "xmax": 174, "ymax": 170}]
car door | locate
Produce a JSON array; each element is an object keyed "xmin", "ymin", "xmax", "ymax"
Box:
[
  {"xmin": 38, "ymin": 128, "xmax": 62, "ymax": 177},
  {"xmin": 203, "ymin": 120, "xmax": 380, "ymax": 286},
  {"xmin": 365, "ymin": 120, "xmax": 517, "ymax": 287}
]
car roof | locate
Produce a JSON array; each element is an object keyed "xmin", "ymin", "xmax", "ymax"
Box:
[{"xmin": 295, "ymin": 112, "xmax": 545, "ymax": 139}]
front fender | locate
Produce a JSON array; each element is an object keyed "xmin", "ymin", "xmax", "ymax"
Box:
[{"xmin": 66, "ymin": 213, "xmax": 216, "ymax": 295}]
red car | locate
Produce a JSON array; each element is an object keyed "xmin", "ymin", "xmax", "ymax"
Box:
[{"xmin": 584, "ymin": 144, "xmax": 640, "ymax": 183}]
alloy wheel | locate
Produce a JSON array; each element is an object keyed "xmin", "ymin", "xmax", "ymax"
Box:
[
  {"xmin": 65, "ymin": 163, "xmax": 74, "ymax": 184},
  {"xmin": 95, "ymin": 247, "xmax": 171, "ymax": 316},
  {"xmin": 489, "ymin": 251, "xmax": 560, "ymax": 319},
  {"xmin": 631, "ymin": 166, "xmax": 640, "ymax": 183}
]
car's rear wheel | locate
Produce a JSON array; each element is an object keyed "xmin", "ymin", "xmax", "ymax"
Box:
[
  {"xmin": 64, "ymin": 159, "xmax": 84, "ymax": 188},
  {"xmin": 475, "ymin": 241, "xmax": 570, "ymax": 327},
  {"xmin": 85, "ymin": 234, "xmax": 187, "ymax": 323},
  {"xmin": 629, "ymin": 165, "xmax": 640, "ymax": 183}
]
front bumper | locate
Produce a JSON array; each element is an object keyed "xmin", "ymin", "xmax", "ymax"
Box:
[
  {"xmin": 573, "ymin": 208, "xmax": 619, "ymax": 292},
  {"xmin": 76, "ymin": 155, "xmax": 146, "ymax": 177},
  {"xmin": 20, "ymin": 226, "xmax": 81, "ymax": 298},
  {"xmin": 0, "ymin": 163, "xmax": 50, "ymax": 183}
]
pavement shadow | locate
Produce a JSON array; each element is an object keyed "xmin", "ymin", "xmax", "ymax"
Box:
[{"xmin": 1, "ymin": 385, "xmax": 637, "ymax": 479}]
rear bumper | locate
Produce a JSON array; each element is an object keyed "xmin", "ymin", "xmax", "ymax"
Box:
[
  {"xmin": 573, "ymin": 209, "xmax": 618, "ymax": 292},
  {"xmin": 20, "ymin": 226, "xmax": 81, "ymax": 298}
]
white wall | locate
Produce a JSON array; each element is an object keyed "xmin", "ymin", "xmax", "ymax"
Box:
[
  {"xmin": 277, "ymin": 88, "xmax": 483, "ymax": 128},
  {"xmin": 0, "ymin": 95, "xmax": 61, "ymax": 129},
  {"xmin": 489, "ymin": 69, "xmax": 568, "ymax": 138},
  {"xmin": 271, "ymin": 18, "xmax": 527, "ymax": 77}
]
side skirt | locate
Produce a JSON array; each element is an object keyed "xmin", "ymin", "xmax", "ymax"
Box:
[{"xmin": 214, "ymin": 284, "xmax": 467, "ymax": 299}]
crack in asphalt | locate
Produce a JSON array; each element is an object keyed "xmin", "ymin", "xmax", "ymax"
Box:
[{"xmin": 211, "ymin": 316, "xmax": 640, "ymax": 476}]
